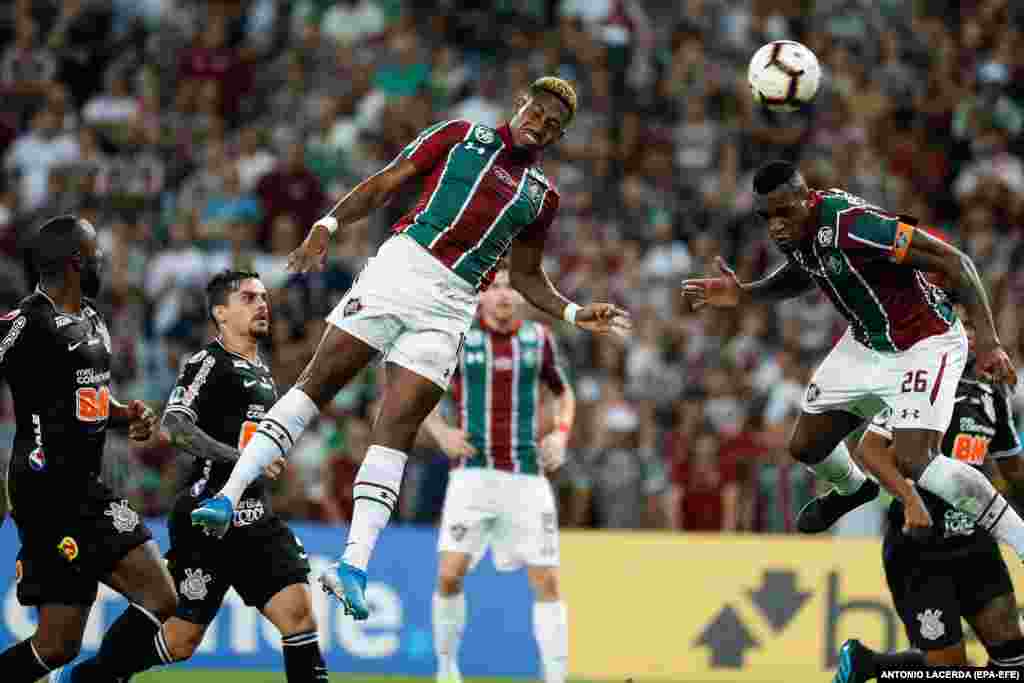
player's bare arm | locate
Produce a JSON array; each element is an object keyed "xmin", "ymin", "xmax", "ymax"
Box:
[
  {"xmin": 993, "ymin": 457, "xmax": 1024, "ymax": 513},
  {"xmin": 508, "ymin": 238, "xmax": 631, "ymax": 337},
  {"xmin": 539, "ymin": 383, "xmax": 575, "ymax": 472},
  {"xmin": 109, "ymin": 397, "xmax": 157, "ymax": 441},
  {"xmin": 857, "ymin": 429, "xmax": 933, "ymax": 534},
  {"xmin": 419, "ymin": 406, "xmax": 476, "ymax": 460},
  {"xmin": 898, "ymin": 229, "xmax": 1017, "ymax": 386},
  {"xmin": 682, "ymin": 257, "xmax": 814, "ymax": 310},
  {"xmin": 161, "ymin": 411, "xmax": 241, "ymax": 465},
  {"xmin": 288, "ymin": 158, "xmax": 423, "ymax": 273}
]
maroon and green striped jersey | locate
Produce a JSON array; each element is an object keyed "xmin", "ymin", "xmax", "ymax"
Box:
[
  {"xmin": 450, "ymin": 319, "xmax": 568, "ymax": 474},
  {"xmin": 788, "ymin": 189, "xmax": 956, "ymax": 352},
  {"xmin": 391, "ymin": 120, "xmax": 558, "ymax": 290}
]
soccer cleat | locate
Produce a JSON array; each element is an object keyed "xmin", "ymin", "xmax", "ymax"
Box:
[
  {"xmin": 797, "ymin": 479, "xmax": 880, "ymax": 533},
  {"xmin": 48, "ymin": 665, "xmax": 69, "ymax": 683},
  {"xmin": 832, "ymin": 639, "xmax": 874, "ymax": 683},
  {"xmin": 319, "ymin": 561, "xmax": 369, "ymax": 620},
  {"xmin": 190, "ymin": 494, "xmax": 233, "ymax": 539}
]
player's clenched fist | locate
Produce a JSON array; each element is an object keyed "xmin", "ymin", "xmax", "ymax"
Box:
[
  {"xmin": 575, "ymin": 303, "xmax": 632, "ymax": 339},
  {"xmin": 287, "ymin": 222, "xmax": 331, "ymax": 273},
  {"xmin": 126, "ymin": 400, "xmax": 157, "ymax": 441},
  {"xmin": 538, "ymin": 431, "xmax": 568, "ymax": 472}
]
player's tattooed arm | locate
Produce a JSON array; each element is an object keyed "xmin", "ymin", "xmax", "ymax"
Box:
[
  {"xmin": 899, "ymin": 229, "xmax": 1017, "ymax": 385},
  {"xmin": 991, "ymin": 456, "xmax": 1024, "ymax": 516},
  {"xmin": 161, "ymin": 411, "xmax": 240, "ymax": 465},
  {"xmin": 739, "ymin": 260, "xmax": 815, "ymax": 303}
]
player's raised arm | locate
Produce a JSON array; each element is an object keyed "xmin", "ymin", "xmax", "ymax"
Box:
[
  {"xmin": 897, "ymin": 228, "xmax": 1017, "ymax": 386},
  {"xmin": 508, "ymin": 213, "xmax": 631, "ymax": 338},
  {"xmin": 682, "ymin": 257, "xmax": 813, "ymax": 310},
  {"xmin": 289, "ymin": 120, "xmax": 472, "ymax": 273}
]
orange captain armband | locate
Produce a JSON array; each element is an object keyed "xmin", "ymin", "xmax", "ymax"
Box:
[{"xmin": 892, "ymin": 222, "xmax": 915, "ymax": 264}]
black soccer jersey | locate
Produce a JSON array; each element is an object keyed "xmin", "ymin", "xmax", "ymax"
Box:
[
  {"xmin": 0, "ymin": 289, "xmax": 113, "ymax": 487},
  {"xmin": 164, "ymin": 339, "xmax": 278, "ymax": 511},
  {"xmin": 875, "ymin": 366, "xmax": 1022, "ymax": 555}
]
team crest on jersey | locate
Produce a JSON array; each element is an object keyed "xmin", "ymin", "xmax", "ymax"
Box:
[
  {"xmin": 917, "ymin": 609, "xmax": 944, "ymax": 641},
  {"xmin": 895, "ymin": 229, "xmax": 911, "ymax": 251},
  {"xmin": 817, "ymin": 226, "xmax": 834, "ymax": 246},
  {"xmin": 28, "ymin": 448, "xmax": 45, "ymax": 471},
  {"xmin": 525, "ymin": 178, "xmax": 545, "ymax": 207},
  {"xmin": 57, "ymin": 536, "xmax": 79, "ymax": 562},
  {"xmin": 105, "ymin": 500, "xmax": 140, "ymax": 533},
  {"xmin": 474, "ymin": 126, "xmax": 495, "ymax": 144},
  {"xmin": 806, "ymin": 383, "xmax": 821, "ymax": 403},
  {"xmin": 825, "ymin": 253, "xmax": 844, "ymax": 275},
  {"xmin": 188, "ymin": 350, "xmax": 208, "ymax": 364},
  {"xmin": 343, "ymin": 297, "xmax": 363, "ymax": 317},
  {"xmin": 449, "ymin": 524, "xmax": 468, "ymax": 542},
  {"xmin": 181, "ymin": 568, "xmax": 213, "ymax": 601}
]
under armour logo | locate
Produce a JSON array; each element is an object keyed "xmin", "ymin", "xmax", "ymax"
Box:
[{"xmin": 900, "ymin": 409, "xmax": 921, "ymax": 419}]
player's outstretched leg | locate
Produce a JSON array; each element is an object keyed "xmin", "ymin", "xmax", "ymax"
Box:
[
  {"xmin": 787, "ymin": 411, "xmax": 879, "ymax": 533},
  {"xmin": 320, "ymin": 364, "xmax": 445, "ymax": 619},
  {"xmin": 192, "ymin": 327, "xmax": 378, "ymax": 537},
  {"xmin": 897, "ymin": 429, "xmax": 1024, "ymax": 561},
  {"xmin": 65, "ymin": 542, "xmax": 177, "ymax": 682}
]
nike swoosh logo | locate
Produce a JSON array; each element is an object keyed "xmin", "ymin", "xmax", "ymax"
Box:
[
  {"xmin": 298, "ymin": 553, "xmax": 308, "ymax": 560},
  {"xmin": 244, "ymin": 380, "xmax": 258, "ymax": 388},
  {"xmin": 954, "ymin": 396, "xmax": 968, "ymax": 403},
  {"xmin": 68, "ymin": 340, "xmax": 86, "ymax": 351}
]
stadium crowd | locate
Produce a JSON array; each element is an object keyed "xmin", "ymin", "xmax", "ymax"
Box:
[{"xmin": 1, "ymin": 0, "xmax": 1023, "ymax": 535}]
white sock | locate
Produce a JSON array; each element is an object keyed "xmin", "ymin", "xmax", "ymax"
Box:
[
  {"xmin": 432, "ymin": 592, "xmax": 465, "ymax": 682},
  {"xmin": 533, "ymin": 600, "xmax": 568, "ymax": 683},
  {"xmin": 806, "ymin": 441, "xmax": 867, "ymax": 495},
  {"xmin": 918, "ymin": 455, "xmax": 1024, "ymax": 559},
  {"xmin": 220, "ymin": 388, "xmax": 319, "ymax": 506},
  {"xmin": 341, "ymin": 445, "xmax": 407, "ymax": 571}
]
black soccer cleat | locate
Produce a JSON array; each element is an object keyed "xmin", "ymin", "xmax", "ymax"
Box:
[{"xmin": 797, "ymin": 479, "xmax": 880, "ymax": 534}]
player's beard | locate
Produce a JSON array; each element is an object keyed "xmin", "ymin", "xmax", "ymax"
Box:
[{"xmin": 81, "ymin": 258, "xmax": 102, "ymax": 298}]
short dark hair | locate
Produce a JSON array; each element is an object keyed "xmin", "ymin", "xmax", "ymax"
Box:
[
  {"xmin": 206, "ymin": 270, "xmax": 260, "ymax": 325},
  {"xmin": 33, "ymin": 214, "xmax": 84, "ymax": 278},
  {"xmin": 753, "ymin": 160, "xmax": 800, "ymax": 195}
]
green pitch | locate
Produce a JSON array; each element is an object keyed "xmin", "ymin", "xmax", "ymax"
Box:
[{"xmin": 133, "ymin": 671, "xmax": 603, "ymax": 683}]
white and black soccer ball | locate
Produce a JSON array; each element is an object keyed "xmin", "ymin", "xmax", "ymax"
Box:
[{"xmin": 748, "ymin": 40, "xmax": 821, "ymax": 112}]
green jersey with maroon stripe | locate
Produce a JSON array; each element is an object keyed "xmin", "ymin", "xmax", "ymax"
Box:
[
  {"xmin": 450, "ymin": 320, "xmax": 568, "ymax": 474},
  {"xmin": 391, "ymin": 120, "xmax": 558, "ymax": 291},
  {"xmin": 788, "ymin": 189, "xmax": 955, "ymax": 352}
]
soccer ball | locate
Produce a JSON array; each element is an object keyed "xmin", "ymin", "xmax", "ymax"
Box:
[{"xmin": 748, "ymin": 40, "xmax": 821, "ymax": 112}]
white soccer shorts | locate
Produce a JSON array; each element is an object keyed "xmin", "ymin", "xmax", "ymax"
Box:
[
  {"xmin": 326, "ymin": 234, "xmax": 478, "ymax": 390},
  {"xmin": 437, "ymin": 467, "xmax": 560, "ymax": 572}
]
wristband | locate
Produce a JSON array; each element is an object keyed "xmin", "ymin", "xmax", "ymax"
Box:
[
  {"xmin": 557, "ymin": 422, "xmax": 571, "ymax": 434},
  {"xmin": 562, "ymin": 302, "xmax": 581, "ymax": 325},
  {"xmin": 314, "ymin": 216, "xmax": 339, "ymax": 235}
]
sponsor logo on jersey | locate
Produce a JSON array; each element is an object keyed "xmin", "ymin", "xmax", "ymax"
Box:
[
  {"xmin": 106, "ymin": 500, "xmax": 140, "ymax": 533},
  {"xmin": 343, "ymin": 297, "xmax": 363, "ymax": 317},
  {"xmin": 943, "ymin": 509, "xmax": 975, "ymax": 538},
  {"xmin": 246, "ymin": 405, "xmax": 267, "ymax": 420},
  {"xmin": 76, "ymin": 368, "xmax": 111, "ymax": 385},
  {"xmin": 805, "ymin": 383, "xmax": 820, "ymax": 403},
  {"xmin": 0, "ymin": 315, "xmax": 27, "ymax": 363},
  {"xmin": 917, "ymin": 608, "xmax": 944, "ymax": 641},
  {"xmin": 28, "ymin": 448, "xmax": 45, "ymax": 472},
  {"xmin": 57, "ymin": 536, "xmax": 79, "ymax": 562},
  {"xmin": 233, "ymin": 498, "xmax": 265, "ymax": 527},
  {"xmin": 168, "ymin": 386, "xmax": 186, "ymax": 406},
  {"xmin": 0, "ymin": 309, "xmax": 20, "ymax": 321},
  {"xmin": 181, "ymin": 568, "xmax": 213, "ymax": 601},
  {"xmin": 474, "ymin": 126, "xmax": 495, "ymax": 144},
  {"xmin": 817, "ymin": 226, "xmax": 834, "ymax": 246},
  {"xmin": 55, "ymin": 315, "xmax": 74, "ymax": 329},
  {"xmin": 959, "ymin": 415, "xmax": 996, "ymax": 436}
]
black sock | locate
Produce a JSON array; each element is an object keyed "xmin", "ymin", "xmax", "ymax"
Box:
[
  {"xmin": 870, "ymin": 649, "xmax": 927, "ymax": 676},
  {"xmin": 282, "ymin": 630, "xmax": 328, "ymax": 683},
  {"xmin": 72, "ymin": 604, "xmax": 171, "ymax": 682},
  {"xmin": 988, "ymin": 638, "xmax": 1024, "ymax": 669},
  {"xmin": 0, "ymin": 638, "xmax": 52, "ymax": 683}
]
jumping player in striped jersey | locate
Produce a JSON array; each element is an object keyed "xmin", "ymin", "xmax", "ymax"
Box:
[
  {"xmin": 682, "ymin": 160, "xmax": 1024, "ymax": 562},
  {"xmin": 421, "ymin": 265, "xmax": 575, "ymax": 683},
  {"xmin": 192, "ymin": 77, "xmax": 630, "ymax": 620}
]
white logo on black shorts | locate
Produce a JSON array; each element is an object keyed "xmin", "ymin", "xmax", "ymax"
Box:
[
  {"xmin": 105, "ymin": 500, "xmax": 140, "ymax": 533},
  {"xmin": 917, "ymin": 608, "xmax": 944, "ymax": 641},
  {"xmin": 181, "ymin": 568, "xmax": 213, "ymax": 601}
]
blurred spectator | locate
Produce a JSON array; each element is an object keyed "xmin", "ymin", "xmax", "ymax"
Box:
[
  {"xmin": 4, "ymin": 107, "xmax": 79, "ymax": 211},
  {"xmin": 669, "ymin": 431, "xmax": 740, "ymax": 531},
  {"xmin": 256, "ymin": 140, "xmax": 328, "ymax": 244},
  {"xmin": 0, "ymin": 13, "xmax": 57, "ymax": 121}
]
